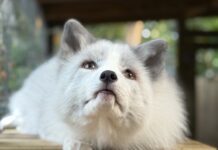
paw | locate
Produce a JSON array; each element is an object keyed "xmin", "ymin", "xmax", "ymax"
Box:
[
  {"xmin": 63, "ymin": 140, "xmax": 93, "ymax": 150},
  {"xmin": 0, "ymin": 115, "xmax": 16, "ymax": 133}
]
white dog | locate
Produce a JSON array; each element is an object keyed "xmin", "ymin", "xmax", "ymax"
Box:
[{"xmin": 1, "ymin": 19, "xmax": 188, "ymax": 150}]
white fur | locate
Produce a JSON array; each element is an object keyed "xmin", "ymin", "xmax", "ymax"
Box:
[{"xmin": 6, "ymin": 37, "xmax": 187, "ymax": 150}]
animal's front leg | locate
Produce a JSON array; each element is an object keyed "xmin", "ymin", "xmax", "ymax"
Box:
[{"xmin": 63, "ymin": 140, "xmax": 93, "ymax": 150}]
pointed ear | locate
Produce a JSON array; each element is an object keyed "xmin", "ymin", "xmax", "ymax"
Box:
[
  {"xmin": 59, "ymin": 19, "xmax": 95, "ymax": 59},
  {"xmin": 134, "ymin": 39, "xmax": 167, "ymax": 79}
]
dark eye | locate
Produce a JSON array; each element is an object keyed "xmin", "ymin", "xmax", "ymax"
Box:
[
  {"xmin": 124, "ymin": 69, "xmax": 136, "ymax": 80},
  {"xmin": 81, "ymin": 61, "xmax": 97, "ymax": 70}
]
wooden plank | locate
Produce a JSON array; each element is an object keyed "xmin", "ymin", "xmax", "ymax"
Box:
[{"xmin": 0, "ymin": 130, "xmax": 216, "ymax": 150}]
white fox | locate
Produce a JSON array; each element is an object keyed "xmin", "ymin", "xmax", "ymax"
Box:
[{"xmin": 1, "ymin": 19, "xmax": 188, "ymax": 150}]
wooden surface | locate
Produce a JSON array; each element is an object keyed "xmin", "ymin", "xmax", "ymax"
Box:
[
  {"xmin": 0, "ymin": 130, "xmax": 216, "ymax": 150},
  {"xmin": 0, "ymin": 130, "xmax": 61, "ymax": 150}
]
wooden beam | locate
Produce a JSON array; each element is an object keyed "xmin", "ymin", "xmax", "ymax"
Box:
[
  {"xmin": 38, "ymin": 0, "xmax": 84, "ymax": 4},
  {"xmin": 37, "ymin": 0, "xmax": 218, "ymax": 25},
  {"xmin": 45, "ymin": 10, "xmax": 180, "ymax": 26},
  {"xmin": 185, "ymin": 30, "xmax": 218, "ymax": 49},
  {"xmin": 193, "ymin": 43, "xmax": 218, "ymax": 49},
  {"xmin": 186, "ymin": 6, "xmax": 218, "ymax": 18},
  {"xmin": 38, "ymin": 0, "xmax": 179, "ymax": 5},
  {"xmin": 187, "ymin": 31, "xmax": 218, "ymax": 37},
  {"xmin": 40, "ymin": 1, "xmax": 182, "ymax": 26}
]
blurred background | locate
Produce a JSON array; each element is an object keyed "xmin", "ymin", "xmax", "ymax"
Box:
[{"xmin": 0, "ymin": 0, "xmax": 218, "ymax": 148}]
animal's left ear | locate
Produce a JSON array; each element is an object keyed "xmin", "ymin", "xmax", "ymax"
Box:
[
  {"xmin": 59, "ymin": 19, "xmax": 96, "ymax": 59},
  {"xmin": 134, "ymin": 39, "xmax": 167, "ymax": 79}
]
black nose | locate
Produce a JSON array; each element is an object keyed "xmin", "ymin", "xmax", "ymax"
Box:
[{"xmin": 100, "ymin": 70, "xmax": 118, "ymax": 83}]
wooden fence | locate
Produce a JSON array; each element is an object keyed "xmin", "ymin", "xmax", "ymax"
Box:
[{"xmin": 196, "ymin": 76, "xmax": 218, "ymax": 148}]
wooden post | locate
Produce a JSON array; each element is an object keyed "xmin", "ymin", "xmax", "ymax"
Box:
[
  {"xmin": 47, "ymin": 28, "xmax": 53, "ymax": 57},
  {"xmin": 177, "ymin": 19, "xmax": 196, "ymax": 138},
  {"xmin": 126, "ymin": 21, "xmax": 144, "ymax": 46}
]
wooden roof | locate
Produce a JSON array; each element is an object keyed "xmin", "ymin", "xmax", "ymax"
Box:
[{"xmin": 37, "ymin": 0, "xmax": 218, "ymax": 26}]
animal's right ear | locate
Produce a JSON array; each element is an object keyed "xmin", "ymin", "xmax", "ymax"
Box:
[
  {"xmin": 59, "ymin": 19, "xmax": 95, "ymax": 59},
  {"xmin": 134, "ymin": 39, "xmax": 167, "ymax": 80}
]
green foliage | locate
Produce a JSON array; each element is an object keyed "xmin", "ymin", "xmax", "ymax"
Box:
[
  {"xmin": 142, "ymin": 20, "xmax": 177, "ymax": 75},
  {"xmin": 187, "ymin": 17, "xmax": 218, "ymax": 77},
  {"xmin": 0, "ymin": 0, "xmax": 46, "ymax": 107},
  {"xmin": 8, "ymin": 66, "xmax": 32, "ymax": 90},
  {"xmin": 86, "ymin": 23, "xmax": 127, "ymax": 41},
  {"xmin": 187, "ymin": 17, "xmax": 218, "ymax": 31},
  {"xmin": 196, "ymin": 49, "xmax": 218, "ymax": 78}
]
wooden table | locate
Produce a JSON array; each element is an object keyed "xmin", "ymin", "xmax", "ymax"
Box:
[{"xmin": 0, "ymin": 130, "xmax": 216, "ymax": 150}]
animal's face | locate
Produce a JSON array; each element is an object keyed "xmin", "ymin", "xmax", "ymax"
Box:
[
  {"xmin": 55, "ymin": 19, "xmax": 167, "ymax": 133},
  {"xmin": 62, "ymin": 40, "xmax": 152, "ymax": 124}
]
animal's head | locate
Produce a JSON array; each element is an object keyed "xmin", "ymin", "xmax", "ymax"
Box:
[{"xmin": 55, "ymin": 19, "xmax": 167, "ymax": 135}]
